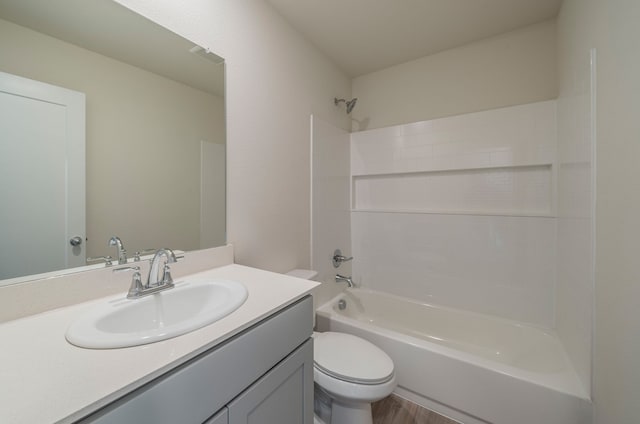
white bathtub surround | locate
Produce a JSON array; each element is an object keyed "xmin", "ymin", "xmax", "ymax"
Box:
[
  {"xmin": 316, "ymin": 289, "xmax": 591, "ymax": 424},
  {"xmin": 350, "ymin": 100, "xmax": 558, "ymax": 327},
  {"xmin": 350, "ymin": 100, "xmax": 556, "ymax": 182},
  {"xmin": 555, "ymin": 40, "xmax": 596, "ymax": 393},
  {"xmin": 352, "ymin": 165, "xmax": 552, "ymax": 215},
  {"xmin": 352, "ymin": 212, "xmax": 556, "ymax": 326},
  {"xmin": 346, "ymin": 99, "xmax": 595, "ymax": 413}
]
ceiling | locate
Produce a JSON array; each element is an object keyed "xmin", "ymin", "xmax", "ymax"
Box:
[{"xmin": 266, "ymin": 0, "xmax": 563, "ymax": 77}]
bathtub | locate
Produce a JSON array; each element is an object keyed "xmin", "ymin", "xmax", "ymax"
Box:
[{"xmin": 315, "ymin": 289, "xmax": 591, "ymax": 424}]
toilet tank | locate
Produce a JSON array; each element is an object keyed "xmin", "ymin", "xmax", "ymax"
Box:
[
  {"xmin": 285, "ymin": 269, "xmax": 318, "ymax": 281},
  {"xmin": 285, "ymin": 269, "xmax": 320, "ymax": 328}
]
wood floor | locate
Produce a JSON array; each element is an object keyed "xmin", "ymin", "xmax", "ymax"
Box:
[{"xmin": 372, "ymin": 394, "xmax": 460, "ymax": 424}]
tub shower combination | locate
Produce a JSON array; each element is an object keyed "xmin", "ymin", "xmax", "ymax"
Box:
[{"xmin": 316, "ymin": 289, "xmax": 591, "ymax": 424}]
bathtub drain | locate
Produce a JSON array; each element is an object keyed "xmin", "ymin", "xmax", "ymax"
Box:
[{"xmin": 337, "ymin": 299, "xmax": 347, "ymax": 310}]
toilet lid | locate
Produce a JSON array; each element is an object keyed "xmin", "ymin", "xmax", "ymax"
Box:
[{"xmin": 313, "ymin": 332, "xmax": 394, "ymax": 385}]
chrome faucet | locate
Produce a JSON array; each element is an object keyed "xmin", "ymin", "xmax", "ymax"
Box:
[
  {"xmin": 114, "ymin": 248, "xmax": 178, "ymax": 299},
  {"xmin": 109, "ymin": 236, "xmax": 128, "ymax": 265},
  {"xmin": 335, "ymin": 274, "xmax": 354, "ymax": 288},
  {"xmin": 113, "ymin": 266, "xmax": 144, "ymax": 299},
  {"xmin": 147, "ymin": 248, "xmax": 178, "ymax": 288}
]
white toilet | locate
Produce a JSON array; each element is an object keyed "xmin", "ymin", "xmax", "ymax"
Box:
[{"xmin": 286, "ymin": 270, "xmax": 397, "ymax": 424}]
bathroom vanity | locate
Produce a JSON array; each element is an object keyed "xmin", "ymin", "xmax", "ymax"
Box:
[
  {"xmin": 0, "ymin": 246, "xmax": 318, "ymax": 424},
  {"xmin": 82, "ymin": 297, "xmax": 313, "ymax": 424}
]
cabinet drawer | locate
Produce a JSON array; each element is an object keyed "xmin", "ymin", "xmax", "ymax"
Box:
[{"xmin": 79, "ymin": 296, "xmax": 313, "ymax": 424}]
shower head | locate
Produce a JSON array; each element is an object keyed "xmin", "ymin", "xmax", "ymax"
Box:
[
  {"xmin": 334, "ymin": 97, "xmax": 358, "ymax": 114},
  {"xmin": 346, "ymin": 98, "xmax": 357, "ymax": 114}
]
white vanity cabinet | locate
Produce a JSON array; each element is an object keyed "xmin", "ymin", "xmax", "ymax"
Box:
[{"xmin": 78, "ymin": 296, "xmax": 314, "ymax": 424}]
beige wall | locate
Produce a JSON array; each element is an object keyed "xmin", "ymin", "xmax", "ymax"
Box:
[
  {"xmin": 558, "ymin": 0, "xmax": 640, "ymax": 422},
  {"xmin": 351, "ymin": 19, "xmax": 557, "ymax": 131},
  {"xmin": 591, "ymin": 1, "xmax": 640, "ymax": 422},
  {"xmin": 0, "ymin": 18, "xmax": 225, "ymax": 258},
  {"xmin": 116, "ymin": 0, "xmax": 352, "ymax": 272}
]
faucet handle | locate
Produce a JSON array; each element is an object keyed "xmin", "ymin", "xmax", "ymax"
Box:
[
  {"xmin": 113, "ymin": 265, "xmax": 140, "ymax": 273},
  {"xmin": 134, "ymin": 249, "xmax": 156, "ymax": 262},
  {"xmin": 128, "ymin": 272, "xmax": 144, "ymax": 298},
  {"xmin": 113, "ymin": 266, "xmax": 144, "ymax": 298},
  {"xmin": 87, "ymin": 255, "xmax": 113, "ymax": 267},
  {"xmin": 161, "ymin": 264, "xmax": 174, "ymax": 285},
  {"xmin": 332, "ymin": 249, "xmax": 353, "ymax": 268}
]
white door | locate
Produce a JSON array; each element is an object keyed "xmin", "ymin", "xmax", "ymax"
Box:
[{"xmin": 0, "ymin": 71, "xmax": 85, "ymax": 280}]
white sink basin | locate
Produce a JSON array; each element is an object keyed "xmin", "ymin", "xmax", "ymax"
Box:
[{"xmin": 66, "ymin": 278, "xmax": 248, "ymax": 349}]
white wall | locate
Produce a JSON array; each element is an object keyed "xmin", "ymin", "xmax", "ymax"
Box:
[
  {"xmin": 558, "ymin": 0, "xmax": 640, "ymax": 422},
  {"xmin": 351, "ymin": 19, "xmax": 557, "ymax": 131},
  {"xmin": 115, "ymin": 0, "xmax": 351, "ymax": 272},
  {"xmin": 555, "ymin": 0, "xmax": 596, "ymax": 398},
  {"xmin": 351, "ymin": 101, "xmax": 557, "ymax": 326},
  {"xmin": 311, "ymin": 116, "xmax": 351, "ymax": 307}
]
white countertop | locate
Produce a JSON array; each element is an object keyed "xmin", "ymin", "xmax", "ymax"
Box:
[{"xmin": 0, "ymin": 264, "xmax": 317, "ymax": 424}]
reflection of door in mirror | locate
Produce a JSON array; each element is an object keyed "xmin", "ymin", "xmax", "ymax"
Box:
[
  {"xmin": 200, "ymin": 141, "xmax": 226, "ymax": 249},
  {"xmin": 0, "ymin": 71, "xmax": 85, "ymax": 279}
]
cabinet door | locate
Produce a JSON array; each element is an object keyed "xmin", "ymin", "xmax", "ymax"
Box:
[
  {"xmin": 228, "ymin": 340, "xmax": 313, "ymax": 424},
  {"xmin": 204, "ymin": 408, "xmax": 228, "ymax": 424}
]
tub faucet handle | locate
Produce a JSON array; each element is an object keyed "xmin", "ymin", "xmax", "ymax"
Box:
[{"xmin": 332, "ymin": 249, "xmax": 353, "ymax": 268}]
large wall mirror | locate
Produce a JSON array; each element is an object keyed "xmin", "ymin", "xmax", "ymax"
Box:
[{"xmin": 0, "ymin": 0, "xmax": 225, "ymax": 286}]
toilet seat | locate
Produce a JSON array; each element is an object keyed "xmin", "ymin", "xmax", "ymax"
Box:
[
  {"xmin": 314, "ymin": 366, "xmax": 397, "ymax": 403},
  {"xmin": 313, "ymin": 332, "xmax": 394, "ymax": 385}
]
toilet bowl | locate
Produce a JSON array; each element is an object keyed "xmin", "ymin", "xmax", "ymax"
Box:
[
  {"xmin": 285, "ymin": 269, "xmax": 397, "ymax": 424},
  {"xmin": 312, "ymin": 331, "xmax": 396, "ymax": 424}
]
